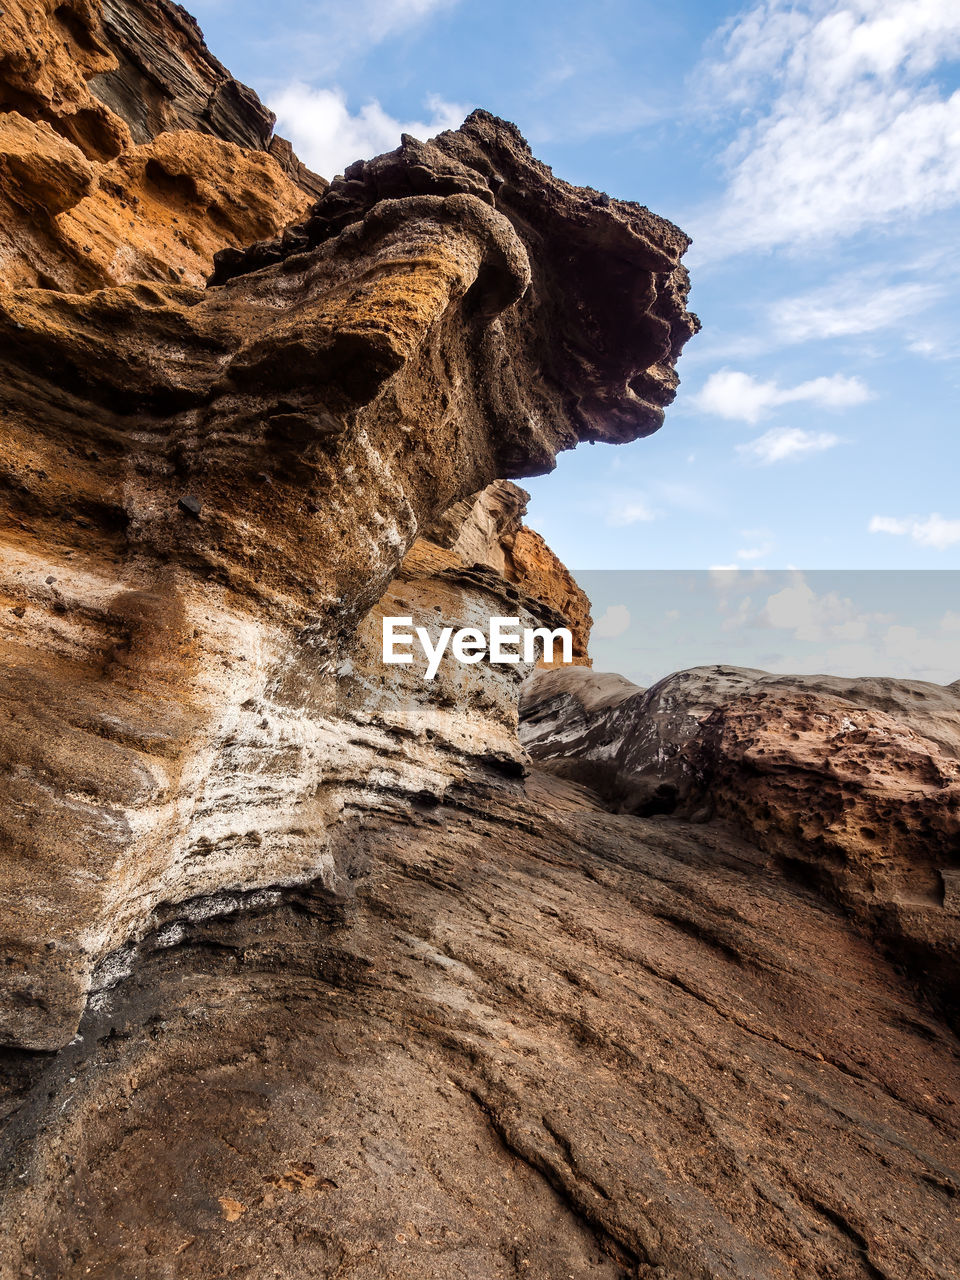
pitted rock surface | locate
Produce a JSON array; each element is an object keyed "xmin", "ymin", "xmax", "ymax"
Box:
[
  {"xmin": 0, "ymin": 0, "xmax": 320, "ymax": 291},
  {"xmin": 521, "ymin": 665, "xmax": 960, "ymax": 1027}
]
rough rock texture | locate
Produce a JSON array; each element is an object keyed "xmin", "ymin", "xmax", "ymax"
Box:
[
  {"xmin": 1, "ymin": 772, "xmax": 958, "ymax": 1279},
  {"xmin": 0, "ymin": 0, "xmax": 319, "ymax": 290},
  {"xmin": 3, "ymin": 9, "xmax": 959, "ymax": 1279},
  {"xmin": 424, "ymin": 479, "xmax": 593, "ymax": 663},
  {"xmin": 212, "ymin": 116, "xmax": 699, "ymax": 459},
  {"xmin": 521, "ymin": 664, "xmax": 960, "ymax": 1026},
  {"xmin": 0, "ymin": 81, "xmax": 697, "ymax": 1049},
  {"xmin": 347, "ymin": 532, "xmax": 574, "ymax": 781}
]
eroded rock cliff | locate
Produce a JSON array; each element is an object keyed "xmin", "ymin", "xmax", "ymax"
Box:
[
  {"xmin": 0, "ymin": 4, "xmax": 698, "ymax": 1053},
  {"xmin": 423, "ymin": 479, "xmax": 593, "ymax": 664},
  {"xmin": 0, "ymin": 0, "xmax": 320, "ymax": 291},
  {"xmin": 1, "ymin": 5, "xmax": 959, "ymax": 1279}
]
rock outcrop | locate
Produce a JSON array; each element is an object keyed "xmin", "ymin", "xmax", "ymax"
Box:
[
  {"xmin": 2, "ymin": 6, "xmax": 959, "ymax": 1279},
  {"xmin": 424, "ymin": 479, "xmax": 593, "ymax": 664},
  {"xmin": 522, "ymin": 664, "xmax": 960, "ymax": 1026},
  {"xmin": 0, "ymin": 23, "xmax": 698, "ymax": 1051},
  {"xmin": 0, "ymin": 0, "xmax": 320, "ymax": 291}
]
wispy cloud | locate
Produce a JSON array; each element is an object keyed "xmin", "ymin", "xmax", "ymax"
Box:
[
  {"xmin": 692, "ymin": 0, "xmax": 960, "ymax": 257},
  {"xmin": 736, "ymin": 543, "xmax": 773, "ymax": 561},
  {"xmin": 606, "ymin": 499, "xmax": 656, "ymax": 527},
  {"xmin": 694, "ymin": 369, "xmax": 871, "ymax": 423},
  {"xmin": 769, "ymin": 279, "xmax": 943, "ymax": 343},
  {"xmin": 269, "ymin": 85, "xmax": 465, "ymax": 177},
  {"xmin": 738, "ymin": 427, "xmax": 842, "ymax": 464},
  {"xmin": 869, "ymin": 513, "xmax": 960, "ymax": 550},
  {"xmin": 593, "ymin": 604, "xmax": 631, "ymax": 639}
]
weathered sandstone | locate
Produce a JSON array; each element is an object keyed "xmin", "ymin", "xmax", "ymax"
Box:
[
  {"xmin": 0, "ymin": 0, "xmax": 319, "ymax": 291},
  {"xmin": 522, "ymin": 664, "xmax": 960, "ymax": 1026},
  {"xmin": 0, "ymin": 81, "xmax": 697, "ymax": 1049},
  {"xmin": 424, "ymin": 479, "xmax": 593, "ymax": 664},
  {"xmin": 2, "ymin": 770, "xmax": 958, "ymax": 1279},
  {"xmin": 2, "ymin": 5, "xmax": 958, "ymax": 1278}
]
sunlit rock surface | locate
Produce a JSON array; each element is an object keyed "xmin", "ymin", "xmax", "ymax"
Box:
[
  {"xmin": 0, "ymin": 0, "xmax": 319, "ymax": 291},
  {"xmin": 1, "ymin": 5, "xmax": 958, "ymax": 1278},
  {"xmin": 0, "ymin": 0, "xmax": 697, "ymax": 1051}
]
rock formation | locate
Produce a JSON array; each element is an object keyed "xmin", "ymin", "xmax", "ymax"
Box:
[
  {"xmin": 1, "ymin": 4, "xmax": 959, "ymax": 1279},
  {"xmin": 0, "ymin": 0, "xmax": 698, "ymax": 1054},
  {"xmin": 522, "ymin": 664, "xmax": 960, "ymax": 1027},
  {"xmin": 423, "ymin": 479, "xmax": 593, "ymax": 664},
  {"xmin": 0, "ymin": 0, "xmax": 321, "ymax": 291}
]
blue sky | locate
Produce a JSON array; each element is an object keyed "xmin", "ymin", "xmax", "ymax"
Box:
[
  {"xmin": 580, "ymin": 571, "xmax": 960, "ymax": 686},
  {"xmin": 190, "ymin": 0, "xmax": 960, "ymax": 571}
]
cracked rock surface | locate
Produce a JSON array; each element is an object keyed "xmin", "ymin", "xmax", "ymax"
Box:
[{"xmin": 2, "ymin": 771, "xmax": 958, "ymax": 1278}]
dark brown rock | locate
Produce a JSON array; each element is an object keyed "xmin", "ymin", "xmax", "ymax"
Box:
[
  {"xmin": 0, "ymin": 97, "xmax": 696, "ymax": 1050},
  {"xmin": 213, "ymin": 112, "xmax": 700, "ymax": 459},
  {"xmin": 1, "ymin": 771, "xmax": 958, "ymax": 1279},
  {"xmin": 522, "ymin": 664, "xmax": 960, "ymax": 1028}
]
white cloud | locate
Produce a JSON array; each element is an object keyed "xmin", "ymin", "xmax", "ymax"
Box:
[
  {"xmin": 700, "ymin": 573, "xmax": 956, "ymax": 680},
  {"xmin": 737, "ymin": 528, "xmax": 775, "ymax": 561},
  {"xmin": 694, "ymin": 0, "xmax": 960, "ymax": 256},
  {"xmin": 593, "ymin": 605, "xmax": 631, "ymax": 639},
  {"xmin": 760, "ymin": 579, "xmax": 889, "ymax": 642},
  {"xmin": 738, "ymin": 426, "xmax": 842, "ymax": 464},
  {"xmin": 869, "ymin": 513, "xmax": 960, "ymax": 549},
  {"xmin": 807, "ymin": 611, "xmax": 960, "ymax": 682},
  {"xmin": 694, "ymin": 369, "xmax": 871, "ymax": 422},
  {"xmin": 770, "ymin": 280, "xmax": 942, "ymax": 343},
  {"xmin": 269, "ymin": 84, "xmax": 465, "ymax": 178},
  {"xmin": 606, "ymin": 499, "xmax": 655, "ymax": 527},
  {"xmin": 252, "ymin": 0, "xmax": 461, "ymax": 75}
]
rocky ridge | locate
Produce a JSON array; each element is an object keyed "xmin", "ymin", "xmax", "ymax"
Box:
[{"xmin": 423, "ymin": 479, "xmax": 593, "ymax": 664}]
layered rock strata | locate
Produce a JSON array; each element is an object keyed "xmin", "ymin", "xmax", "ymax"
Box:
[
  {"xmin": 2, "ymin": 6, "xmax": 959, "ymax": 1278},
  {"xmin": 0, "ymin": 0, "xmax": 320, "ymax": 291},
  {"xmin": 522, "ymin": 664, "xmax": 960, "ymax": 1026},
  {"xmin": 1, "ymin": 770, "xmax": 958, "ymax": 1280},
  {"xmin": 0, "ymin": 74, "xmax": 697, "ymax": 1049}
]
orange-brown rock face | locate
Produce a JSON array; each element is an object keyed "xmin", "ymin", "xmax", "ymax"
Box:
[
  {"xmin": 5, "ymin": 9, "xmax": 959, "ymax": 1280},
  {"xmin": 509, "ymin": 525, "xmax": 592, "ymax": 665},
  {"xmin": 0, "ymin": 78, "xmax": 697, "ymax": 1048},
  {"xmin": 0, "ymin": 0, "xmax": 319, "ymax": 291},
  {"xmin": 423, "ymin": 478, "xmax": 593, "ymax": 663}
]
